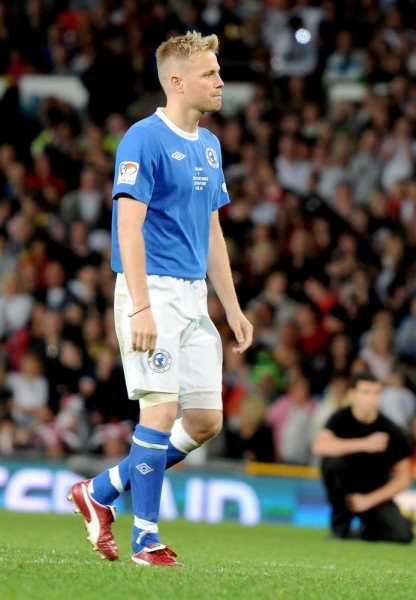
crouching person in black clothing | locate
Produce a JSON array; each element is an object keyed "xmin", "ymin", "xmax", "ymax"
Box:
[{"xmin": 313, "ymin": 372, "xmax": 414, "ymax": 544}]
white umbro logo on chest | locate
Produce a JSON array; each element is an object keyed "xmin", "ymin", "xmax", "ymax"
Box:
[{"xmin": 171, "ymin": 151, "xmax": 186, "ymax": 161}]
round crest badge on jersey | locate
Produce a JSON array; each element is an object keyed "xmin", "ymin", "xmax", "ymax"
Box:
[
  {"xmin": 148, "ymin": 349, "xmax": 172, "ymax": 373},
  {"xmin": 205, "ymin": 147, "xmax": 219, "ymax": 169}
]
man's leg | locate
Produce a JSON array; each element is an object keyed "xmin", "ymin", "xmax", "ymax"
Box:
[
  {"xmin": 125, "ymin": 395, "xmax": 189, "ymax": 567},
  {"xmin": 359, "ymin": 500, "xmax": 413, "ymax": 544},
  {"xmin": 69, "ymin": 401, "xmax": 221, "ymax": 560},
  {"xmin": 71, "ymin": 272, "xmax": 194, "ymax": 563},
  {"xmin": 86, "ymin": 413, "xmax": 210, "ymax": 505},
  {"xmin": 321, "ymin": 457, "xmax": 354, "ymax": 538},
  {"xmin": 69, "ymin": 396, "xmax": 179, "ymax": 562},
  {"xmin": 88, "ymin": 402, "xmax": 222, "ymax": 504}
]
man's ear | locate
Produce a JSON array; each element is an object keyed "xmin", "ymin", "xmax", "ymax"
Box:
[{"xmin": 170, "ymin": 75, "xmax": 184, "ymax": 93}]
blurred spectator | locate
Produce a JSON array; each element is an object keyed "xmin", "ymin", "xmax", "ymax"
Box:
[
  {"xmin": 84, "ymin": 347, "xmax": 137, "ymax": 424},
  {"xmin": 0, "ymin": 356, "xmax": 14, "ymax": 455},
  {"xmin": 60, "ymin": 166, "xmax": 104, "ymax": 228},
  {"xmin": 262, "ymin": 0, "xmax": 290, "ymax": 50},
  {"xmin": 225, "ymin": 394, "xmax": 275, "ymax": 463},
  {"xmin": 65, "ymin": 420, "xmax": 132, "ymax": 479},
  {"xmin": 249, "ymin": 349, "xmax": 286, "ymax": 404},
  {"xmin": 25, "ymin": 153, "xmax": 67, "ymax": 196},
  {"xmin": 222, "ymin": 336, "xmax": 250, "ymax": 416},
  {"xmin": 380, "ymin": 117, "xmax": 416, "ymax": 192},
  {"xmin": 266, "ymin": 376, "xmax": 317, "ymax": 465},
  {"xmin": 34, "ymin": 392, "xmax": 89, "ymax": 457},
  {"xmin": 304, "ymin": 274, "xmax": 338, "ymax": 315},
  {"xmin": 7, "ymin": 351, "xmax": 51, "ymax": 448},
  {"xmin": 272, "ymin": 338, "xmax": 303, "ymax": 386},
  {"xmin": 0, "ymin": 229, "xmax": 17, "ymax": 283},
  {"xmin": 395, "ymin": 295, "xmax": 416, "ymax": 359},
  {"xmin": 313, "ymin": 372, "xmax": 413, "ymax": 543},
  {"xmin": 274, "ymin": 134, "xmax": 312, "ymax": 196},
  {"xmin": 81, "ymin": 310, "xmax": 105, "ymax": 362},
  {"xmin": 103, "ymin": 113, "xmax": 129, "ymax": 156},
  {"xmin": 318, "ymin": 333, "xmax": 353, "ymax": 391},
  {"xmin": 277, "ymin": 228, "xmax": 318, "ymax": 299},
  {"xmin": 34, "ymin": 260, "xmax": 69, "ymax": 310},
  {"xmin": 294, "ymin": 302, "xmax": 331, "ymax": 357},
  {"xmin": 249, "ymin": 271, "xmax": 299, "ymax": 327},
  {"xmin": 0, "ymin": 272, "xmax": 34, "ymax": 341},
  {"xmin": 67, "ymin": 264, "xmax": 101, "ymax": 308},
  {"xmin": 323, "ymin": 30, "xmax": 365, "ymax": 91},
  {"xmin": 88, "ymin": 420, "xmax": 133, "ymax": 456},
  {"xmin": 360, "ymin": 323, "xmax": 396, "ymax": 382},
  {"xmin": 378, "ymin": 363, "xmax": 416, "ymax": 439},
  {"xmin": 47, "ymin": 338, "xmax": 88, "ymax": 413},
  {"xmin": 245, "ymin": 300, "xmax": 278, "ymax": 352},
  {"xmin": 311, "ymin": 373, "xmax": 350, "ymax": 453},
  {"xmin": 270, "ymin": 14, "xmax": 319, "ymax": 79},
  {"xmin": 348, "ymin": 129, "xmax": 382, "ymax": 205}
]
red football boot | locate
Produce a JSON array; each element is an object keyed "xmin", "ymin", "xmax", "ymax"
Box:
[
  {"xmin": 68, "ymin": 479, "xmax": 119, "ymax": 561},
  {"xmin": 131, "ymin": 543, "xmax": 184, "ymax": 567}
]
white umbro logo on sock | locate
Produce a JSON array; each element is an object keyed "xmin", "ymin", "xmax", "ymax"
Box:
[
  {"xmin": 136, "ymin": 463, "xmax": 154, "ymax": 475},
  {"xmin": 171, "ymin": 152, "xmax": 186, "ymax": 160}
]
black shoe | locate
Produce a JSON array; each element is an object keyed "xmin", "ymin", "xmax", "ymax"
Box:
[{"xmin": 325, "ymin": 530, "xmax": 350, "ymax": 540}]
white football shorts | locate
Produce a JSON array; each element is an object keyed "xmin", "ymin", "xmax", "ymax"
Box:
[{"xmin": 114, "ymin": 273, "xmax": 223, "ymax": 404}]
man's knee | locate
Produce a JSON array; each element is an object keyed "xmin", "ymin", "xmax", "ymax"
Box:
[
  {"xmin": 139, "ymin": 393, "xmax": 179, "ymax": 432},
  {"xmin": 363, "ymin": 502, "xmax": 414, "ymax": 544},
  {"xmin": 181, "ymin": 408, "xmax": 223, "ymax": 444},
  {"xmin": 200, "ymin": 412, "xmax": 223, "ymax": 440},
  {"xmin": 188, "ymin": 412, "xmax": 223, "ymax": 443}
]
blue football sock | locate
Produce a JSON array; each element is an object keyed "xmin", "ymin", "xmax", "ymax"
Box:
[
  {"xmin": 166, "ymin": 439, "xmax": 187, "ymax": 468},
  {"xmin": 89, "ymin": 440, "xmax": 187, "ymax": 505},
  {"xmin": 130, "ymin": 424, "xmax": 170, "ymax": 554},
  {"xmin": 90, "ymin": 457, "xmax": 130, "ymax": 505}
]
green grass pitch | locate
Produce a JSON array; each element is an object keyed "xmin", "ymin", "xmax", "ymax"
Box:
[{"xmin": 1, "ymin": 511, "xmax": 416, "ymax": 600}]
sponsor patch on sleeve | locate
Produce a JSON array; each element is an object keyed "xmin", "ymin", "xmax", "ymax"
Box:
[
  {"xmin": 117, "ymin": 161, "xmax": 139, "ymax": 185},
  {"xmin": 222, "ymin": 182, "xmax": 227, "ymax": 193}
]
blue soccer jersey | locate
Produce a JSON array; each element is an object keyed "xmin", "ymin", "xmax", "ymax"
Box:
[{"xmin": 111, "ymin": 108, "xmax": 230, "ymax": 279}]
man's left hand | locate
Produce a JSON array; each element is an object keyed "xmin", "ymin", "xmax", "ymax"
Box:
[
  {"xmin": 227, "ymin": 312, "xmax": 253, "ymax": 353},
  {"xmin": 345, "ymin": 493, "xmax": 374, "ymax": 514}
]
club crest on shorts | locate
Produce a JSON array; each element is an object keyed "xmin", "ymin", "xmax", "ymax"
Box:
[
  {"xmin": 205, "ymin": 147, "xmax": 219, "ymax": 169},
  {"xmin": 148, "ymin": 348, "xmax": 172, "ymax": 373}
]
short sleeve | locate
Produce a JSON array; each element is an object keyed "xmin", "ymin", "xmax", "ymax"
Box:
[
  {"xmin": 387, "ymin": 424, "xmax": 413, "ymax": 466},
  {"xmin": 205, "ymin": 133, "xmax": 230, "ymax": 211},
  {"xmin": 213, "ymin": 169, "xmax": 230, "ymax": 211},
  {"xmin": 323, "ymin": 408, "xmax": 346, "ymax": 436},
  {"xmin": 112, "ymin": 126, "xmax": 158, "ymax": 205}
]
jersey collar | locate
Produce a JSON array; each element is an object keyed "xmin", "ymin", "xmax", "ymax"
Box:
[{"xmin": 156, "ymin": 108, "xmax": 199, "ymax": 141}]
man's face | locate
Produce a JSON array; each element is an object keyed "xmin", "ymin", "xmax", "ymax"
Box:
[
  {"xmin": 350, "ymin": 380, "xmax": 382, "ymax": 419},
  {"xmin": 181, "ymin": 51, "xmax": 224, "ymax": 114}
]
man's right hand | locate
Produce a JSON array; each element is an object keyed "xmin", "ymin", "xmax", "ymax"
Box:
[
  {"xmin": 362, "ymin": 432, "xmax": 389, "ymax": 453},
  {"xmin": 131, "ymin": 308, "xmax": 157, "ymax": 356}
]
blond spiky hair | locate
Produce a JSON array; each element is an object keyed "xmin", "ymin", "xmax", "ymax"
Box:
[{"xmin": 156, "ymin": 31, "xmax": 219, "ymax": 93}]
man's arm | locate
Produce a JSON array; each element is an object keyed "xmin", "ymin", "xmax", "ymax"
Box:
[
  {"xmin": 346, "ymin": 458, "xmax": 412, "ymax": 513},
  {"xmin": 207, "ymin": 210, "xmax": 253, "ymax": 353},
  {"xmin": 118, "ymin": 196, "xmax": 157, "ymax": 354},
  {"xmin": 312, "ymin": 428, "xmax": 390, "ymax": 457}
]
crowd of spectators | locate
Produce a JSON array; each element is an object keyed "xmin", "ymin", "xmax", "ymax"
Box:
[{"xmin": 1, "ymin": 0, "xmax": 416, "ymax": 469}]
